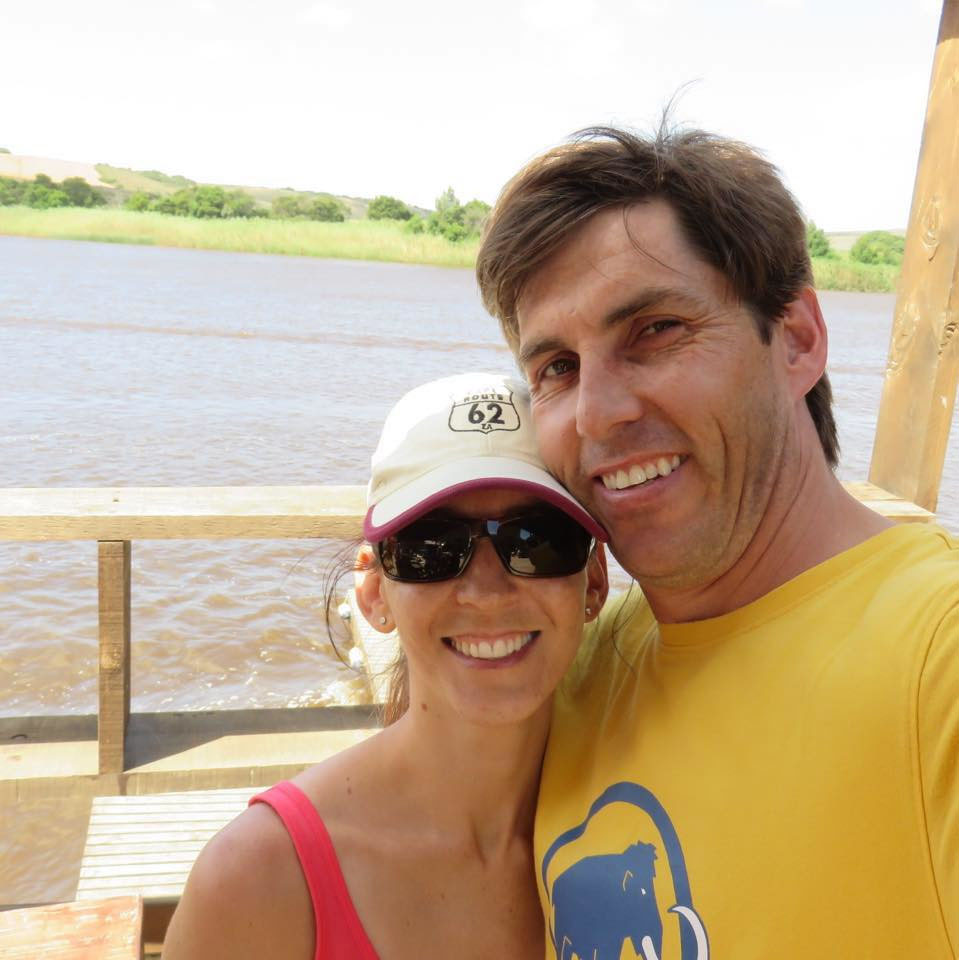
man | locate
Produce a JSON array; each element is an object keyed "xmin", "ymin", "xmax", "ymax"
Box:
[{"xmin": 476, "ymin": 126, "xmax": 958, "ymax": 959}]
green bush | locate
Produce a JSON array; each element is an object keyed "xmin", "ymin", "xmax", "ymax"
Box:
[
  {"xmin": 123, "ymin": 184, "xmax": 262, "ymax": 219},
  {"xmin": 271, "ymin": 194, "xmax": 345, "ymax": 222},
  {"xmin": 404, "ymin": 214, "xmax": 425, "ymax": 234},
  {"xmin": 306, "ymin": 196, "xmax": 346, "ymax": 222},
  {"xmin": 0, "ymin": 173, "xmax": 107, "ymax": 210},
  {"xmin": 23, "ymin": 181, "xmax": 70, "ymax": 208},
  {"xmin": 425, "ymin": 188, "xmax": 490, "ymax": 242},
  {"xmin": 368, "ymin": 195, "xmax": 411, "ymax": 220},
  {"xmin": 0, "ymin": 176, "xmax": 25, "ymax": 205},
  {"xmin": 850, "ymin": 230, "xmax": 905, "ymax": 266},
  {"xmin": 805, "ymin": 221, "xmax": 832, "ymax": 258},
  {"xmin": 0, "ymin": 147, "xmax": 10, "ymax": 154},
  {"xmin": 60, "ymin": 176, "xmax": 106, "ymax": 208},
  {"xmin": 124, "ymin": 191, "xmax": 155, "ymax": 212},
  {"xmin": 271, "ymin": 195, "xmax": 304, "ymax": 219}
]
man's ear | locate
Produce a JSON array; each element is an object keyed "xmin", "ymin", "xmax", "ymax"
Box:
[
  {"xmin": 585, "ymin": 543, "xmax": 609, "ymax": 622},
  {"xmin": 354, "ymin": 545, "xmax": 395, "ymax": 633},
  {"xmin": 778, "ymin": 285, "xmax": 828, "ymax": 401}
]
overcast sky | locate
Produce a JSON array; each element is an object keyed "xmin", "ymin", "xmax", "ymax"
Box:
[{"xmin": 1, "ymin": 0, "xmax": 944, "ymax": 230}]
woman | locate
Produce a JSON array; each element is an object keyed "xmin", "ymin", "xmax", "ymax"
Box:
[{"xmin": 163, "ymin": 372, "xmax": 608, "ymax": 959}]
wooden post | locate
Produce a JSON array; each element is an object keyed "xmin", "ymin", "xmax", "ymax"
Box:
[
  {"xmin": 98, "ymin": 540, "xmax": 131, "ymax": 774},
  {"xmin": 869, "ymin": 0, "xmax": 959, "ymax": 511}
]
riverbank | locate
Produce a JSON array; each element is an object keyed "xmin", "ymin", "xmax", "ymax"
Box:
[
  {"xmin": 0, "ymin": 206, "xmax": 899, "ymax": 289},
  {"xmin": 0, "ymin": 206, "xmax": 478, "ymax": 268}
]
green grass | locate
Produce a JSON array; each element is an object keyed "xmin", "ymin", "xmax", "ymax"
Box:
[
  {"xmin": 811, "ymin": 254, "xmax": 900, "ymax": 293},
  {"xmin": 0, "ymin": 205, "xmax": 479, "ymax": 268},
  {"xmin": 0, "ymin": 205, "xmax": 903, "ymax": 286}
]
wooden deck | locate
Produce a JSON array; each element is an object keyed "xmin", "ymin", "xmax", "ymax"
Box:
[
  {"xmin": 77, "ymin": 789, "xmax": 255, "ymax": 903},
  {"xmin": 0, "ymin": 896, "xmax": 143, "ymax": 959}
]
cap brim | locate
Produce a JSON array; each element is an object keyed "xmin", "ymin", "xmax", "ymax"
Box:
[{"xmin": 364, "ymin": 456, "xmax": 607, "ymax": 542}]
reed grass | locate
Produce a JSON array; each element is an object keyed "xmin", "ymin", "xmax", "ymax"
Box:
[
  {"xmin": 0, "ymin": 206, "xmax": 479, "ymax": 268},
  {"xmin": 811, "ymin": 255, "xmax": 899, "ymax": 293},
  {"xmin": 0, "ymin": 206, "xmax": 902, "ymax": 290}
]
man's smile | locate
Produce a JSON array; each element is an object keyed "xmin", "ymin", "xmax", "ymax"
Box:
[{"xmin": 598, "ymin": 454, "xmax": 684, "ymax": 491}]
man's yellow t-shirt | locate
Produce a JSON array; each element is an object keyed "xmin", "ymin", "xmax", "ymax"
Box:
[{"xmin": 536, "ymin": 523, "xmax": 959, "ymax": 959}]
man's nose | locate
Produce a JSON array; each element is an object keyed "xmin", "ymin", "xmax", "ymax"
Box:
[
  {"xmin": 575, "ymin": 354, "xmax": 645, "ymax": 440},
  {"xmin": 454, "ymin": 537, "xmax": 515, "ymax": 606}
]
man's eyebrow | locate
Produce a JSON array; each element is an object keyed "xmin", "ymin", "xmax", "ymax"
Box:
[
  {"xmin": 518, "ymin": 335, "xmax": 567, "ymax": 368},
  {"xmin": 602, "ymin": 287, "xmax": 708, "ymax": 327},
  {"xmin": 518, "ymin": 287, "xmax": 708, "ymax": 368}
]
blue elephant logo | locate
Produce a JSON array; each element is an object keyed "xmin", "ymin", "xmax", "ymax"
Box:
[{"xmin": 541, "ymin": 782, "xmax": 709, "ymax": 960}]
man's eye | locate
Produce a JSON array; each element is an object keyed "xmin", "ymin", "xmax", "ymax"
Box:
[
  {"xmin": 542, "ymin": 357, "xmax": 577, "ymax": 378},
  {"xmin": 638, "ymin": 318, "xmax": 679, "ymax": 337}
]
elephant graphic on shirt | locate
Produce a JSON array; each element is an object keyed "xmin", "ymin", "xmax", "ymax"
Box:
[
  {"xmin": 552, "ymin": 841, "xmax": 662, "ymax": 960},
  {"xmin": 541, "ymin": 782, "xmax": 710, "ymax": 960}
]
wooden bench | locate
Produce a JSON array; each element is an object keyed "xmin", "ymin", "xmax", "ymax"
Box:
[
  {"xmin": 0, "ymin": 895, "xmax": 143, "ymax": 959},
  {"xmin": 76, "ymin": 788, "xmax": 255, "ymax": 909}
]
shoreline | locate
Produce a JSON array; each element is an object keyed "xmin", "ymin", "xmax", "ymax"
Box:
[
  {"xmin": 0, "ymin": 206, "xmax": 899, "ymax": 290},
  {"xmin": 0, "ymin": 206, "xmax": 479, "ymax": 269}
]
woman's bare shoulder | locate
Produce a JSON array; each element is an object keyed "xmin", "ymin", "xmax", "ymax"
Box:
[{"xmin": 162, "ymin": 800, "xmax": 313, "ymax": 960}]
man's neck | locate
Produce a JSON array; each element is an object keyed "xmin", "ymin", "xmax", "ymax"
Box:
[{"xmin": 642, "ymin": 439, "xmax": 893, "ymax": 624}]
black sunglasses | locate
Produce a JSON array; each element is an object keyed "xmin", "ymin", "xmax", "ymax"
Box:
[{"xmin": 376, "ymin": 506, "xmax": 594, "ymax": 583}]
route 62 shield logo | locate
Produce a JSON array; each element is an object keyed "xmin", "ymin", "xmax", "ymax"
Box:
[{"xmin": 448, "ymin": 390, "xmax": 521, "ymax": 434}]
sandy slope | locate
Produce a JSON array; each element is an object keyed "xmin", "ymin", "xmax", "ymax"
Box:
[{"xmin": 0, "ymin": 154, "xmax": 111, "ymax": 187}]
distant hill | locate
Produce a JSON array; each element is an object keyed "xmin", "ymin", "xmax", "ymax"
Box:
[
  {"xmin": 0, "ymin": 152, "xmax": 431, "ymax": 219},
  {"xmin": 826, "ymin": 229, "xmax": 907, "ymax": 252},
  {"xmin": 0, "ymin": 154, "xmax": 111, "ymax": 188}
]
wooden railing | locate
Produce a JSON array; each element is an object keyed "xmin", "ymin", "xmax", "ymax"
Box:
[
  {"xmin": 1, "ymin": 486, "xmax": 366, "ymax": 775},
  {"xmin": 0, "ymin": 483, "xmax": 933, "ymax": 777}
]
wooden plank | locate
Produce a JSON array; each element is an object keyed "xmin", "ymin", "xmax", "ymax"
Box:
[
  {"xmin": 98, "ymin": 542, "xmax": 131, "ymax": 775},
  {"xmin": 0, "ymin": 895, "xmax": 142, "ymax": 959},
  {"xmin": 0, "ymin": 485, "xmax": 365, "ymax": 541},
  {"xmin": 77, "ymin": 789, "xmax": 255, "ymax": 903},
  {"xmin": 869, "ymin": 0, "xmax": 959, "ymax": 511},
  {"xmin": 842, "ymin": 482, "xmax": 936, "ymax": 523}
]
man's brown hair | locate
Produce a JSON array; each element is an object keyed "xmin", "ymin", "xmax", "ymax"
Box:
[{"xmin": 476, "ymin": 124, "xmax": 839, "ymax": 467}]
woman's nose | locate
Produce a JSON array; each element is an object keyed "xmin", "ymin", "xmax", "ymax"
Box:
[{"xmin": 454, "ymin": 537, "xmax": 515, "ymax": 604}]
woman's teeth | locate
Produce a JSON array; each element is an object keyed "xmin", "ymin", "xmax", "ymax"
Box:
[
  {"xmin": 602, "ymin": 454, "xmax": 681, "ymax": 491},
  {"xmin": 449, "ymin": 633, "xmax": 534, "ymax": 660}
]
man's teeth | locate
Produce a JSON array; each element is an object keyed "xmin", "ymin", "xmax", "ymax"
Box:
[
  {"xmin": 602, "ymin": 455, "xmax": 681, "ymax": 491},
  {"xmin": 450, "ymin": 633, "xmax": 534, "ymax": 660}
]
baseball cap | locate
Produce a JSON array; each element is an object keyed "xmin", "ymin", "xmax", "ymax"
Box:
[{"xmin": 363, "ymin": 372, "xmax": 606, "ymax": 543}]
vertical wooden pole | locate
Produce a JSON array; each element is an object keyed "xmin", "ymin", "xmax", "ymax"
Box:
[
  {"xmin": 98, "ymin": 540, "xmax": 131, "ymax": 774},
  {"xmin": 869, "ymin": 0, "xmax": 959, "ymax": 511}
]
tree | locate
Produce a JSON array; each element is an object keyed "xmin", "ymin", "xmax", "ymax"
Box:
[
  {"xmin": 222, "ymin": 189, "xmax": 261, "ymax": 218},
  {"xmin": 60, "ymin": 177, "xmax": 105, "ymax": 208},
  {"xmin": 0, "ymin": 176, "xmax": 25, "ymax": 205},
  {"xmin": 805, "ymin": 221, "xmax": 832, "ymax": 258},
  {"xmin": 368, "ymin": 195, "xmax": 411, "ymax": 220},
  {"xmin": 462, "ymin": 199, "xmax": 490, "ymax": 235},
  {"xmin": 306, "ymin": 196, "xmax": 346, "ymax": 222},
  {"xmin": 850, "ymin": 231, "xmax": 905, "ymax": 266},
  {"xmin": 24, "ymin": 180, "xmax": 69, "ymax": 208},
  {"xmin": 272, "ymin": 195, "xmax": 304, "ymax": 219},
  {"xmin": 124, "ymin": 191, "xmax": 155, "ymax": 212}
]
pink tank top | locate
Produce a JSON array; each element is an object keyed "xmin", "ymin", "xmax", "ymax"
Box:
[{"xmin": 250, "ymin": 781, "xmax": 380, "ymax": 960}]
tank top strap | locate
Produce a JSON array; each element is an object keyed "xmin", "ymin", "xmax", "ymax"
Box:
[{"xmin": 250, "ymin": 780, "xmax": 379, "ymax": 960}]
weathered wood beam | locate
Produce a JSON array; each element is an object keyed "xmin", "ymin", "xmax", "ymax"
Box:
[
  {"xmin": 869, "ymin": 0, "xmax": 959, "ymax": 511},
  {"xmin": 98, "ymin": 541, "xmax": 131, "ymax": 775},
  {"xmin": 0, "ymin": 485, "xmax": 366, "ymax": 541}
]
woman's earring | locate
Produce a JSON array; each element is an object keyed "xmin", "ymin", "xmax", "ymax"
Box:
[
  {"xmin": 379, "ymin": 616, "xmax": 388, "ymax": 625},
  {"xmin": 585, "ymin": 606, "xmax": 593, "ymax": 617}
]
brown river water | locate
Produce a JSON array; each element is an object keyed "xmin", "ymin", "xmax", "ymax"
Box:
[{"xmin": 1, "ymin": 235, "xmax": 957, "ymax": 904}]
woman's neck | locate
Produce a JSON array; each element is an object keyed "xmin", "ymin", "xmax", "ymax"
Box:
[{"xmin": 377, "ymin": 701, "xmax": 551, "ymax": 858}]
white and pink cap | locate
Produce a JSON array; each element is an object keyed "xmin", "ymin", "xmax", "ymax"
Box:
[{"xmin": 364, "ymin": 372, "xmax": 607, "ymax": 543}]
